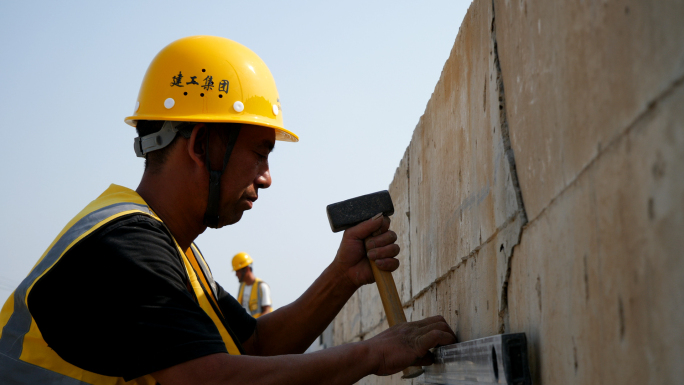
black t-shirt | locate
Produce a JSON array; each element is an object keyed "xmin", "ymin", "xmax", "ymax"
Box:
[{"xmin": 27, "ymin": 214, "xmax": 256, "ymax": 381}]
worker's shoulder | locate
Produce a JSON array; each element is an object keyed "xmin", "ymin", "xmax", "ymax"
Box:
[
  {"xmin": 94, "ymin": 213, "xmax": 169, "ymax": 239},
  {"xmin": 74, "ymin": 213, "xmax": 178, "ymax": 262}
]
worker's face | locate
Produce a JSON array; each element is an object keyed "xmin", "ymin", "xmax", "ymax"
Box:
[
  {"xmin": 213, "ymin": 125, "xmax": 275, "ymax": 227},
  {"xmin": 235, "ymin": 267, "xmax": 249, "ymax": 282}
]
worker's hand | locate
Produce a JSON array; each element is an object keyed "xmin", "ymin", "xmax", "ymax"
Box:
[
  {"xmin": 365, "ymin": 316, "xmax": 456, "ymax": 376},
  {"xmin": 333, "ymin": 213, "xmax": 400, "ymax": 288}
]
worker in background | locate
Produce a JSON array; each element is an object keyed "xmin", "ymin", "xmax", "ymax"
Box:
[
  {"xmin": 0, "ymin": 35, "xmax": 455, "ymax": 385},
  {"xmin": 232, "ymin": 252, "xmax": 272, "ymax": 317}
]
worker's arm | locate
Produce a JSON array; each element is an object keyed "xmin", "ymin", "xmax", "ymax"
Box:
[
  {"xmin": 243, "ymin": 213, "xmax": 407, "ymax": 356},
  {"xmin": 260, "ymin": 305, "xmax": 272, "ymax": 315},
  {"xmin": 153, "ymin": 315, "xmax": 455, "ymax": 385}
]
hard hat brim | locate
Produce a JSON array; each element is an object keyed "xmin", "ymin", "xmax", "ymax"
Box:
[{"xmin": 125, "ymin": 114, "xmax": 299, "ymax": 143}]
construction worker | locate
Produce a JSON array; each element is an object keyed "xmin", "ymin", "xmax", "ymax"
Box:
[
  {"xmin": 0, "ymin": 36, "xmax": 455, "ymax": 384},
  {"xmin": 232, "ymin": 252, "xmax": 272, "ymax": 317}
]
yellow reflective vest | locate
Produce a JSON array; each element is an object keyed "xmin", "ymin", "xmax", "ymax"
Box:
[
  {"xmin": 237, "ymin": 279, "xmax": 266, "ymax": 318},
  {"xmin": 0, "ymin": 184, "xmax": 242, "ymax": 384}
]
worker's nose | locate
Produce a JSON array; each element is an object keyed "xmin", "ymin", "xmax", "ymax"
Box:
[{"xmin": 256, "ymin": 167, "xmax": 272, "ymax": 189}]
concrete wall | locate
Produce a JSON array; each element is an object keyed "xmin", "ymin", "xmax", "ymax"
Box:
[{"xmin": 331, "ymin": 0, "xmax": 684, "ymax": 383}]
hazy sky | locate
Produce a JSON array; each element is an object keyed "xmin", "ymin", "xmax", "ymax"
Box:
[{"xmin": 0, "ymin": 0, "xmax": 472, "ymax": 307}]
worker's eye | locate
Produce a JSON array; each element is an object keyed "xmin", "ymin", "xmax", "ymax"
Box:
[{"xmin": 255, "ymin": 152, "xmax": 267, "ymax": 164}]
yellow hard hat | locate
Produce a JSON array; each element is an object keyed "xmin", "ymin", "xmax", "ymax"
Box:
[
  {"xmin": 125, "ymin": 35, "xmax": 298, "ymax": 142},
  {"xmin": 232, "ymin": 252, "xmax": 254, "ymax": 271}
]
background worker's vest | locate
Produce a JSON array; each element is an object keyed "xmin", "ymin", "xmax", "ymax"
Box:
[
  {"xmin": 0, "ymin": 184, "xmax": 242, "ymax": 385},
  {"xmin": 237, "ymin": 279, "xmax": 265, "ymax": 318}
]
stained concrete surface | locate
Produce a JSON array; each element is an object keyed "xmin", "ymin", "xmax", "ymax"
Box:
[{"xmin": 331, "ymin": 0, "xmax": 684, "ymax": 383}]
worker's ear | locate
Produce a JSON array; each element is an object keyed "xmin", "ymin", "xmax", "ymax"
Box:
[{"xmin": 188, "ymin": 123, "xmax": 208, "ymax": 168}]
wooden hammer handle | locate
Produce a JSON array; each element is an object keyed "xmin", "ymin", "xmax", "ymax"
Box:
[
  {"xmin": 368, "ymin": 260, "xmax": 406, "ymax": 325},
  {"xmin": 368, "ymin": 256, "xmax": 425, "ymax": 379}
]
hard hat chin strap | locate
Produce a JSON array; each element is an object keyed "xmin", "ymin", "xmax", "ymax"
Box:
[{"xmin": 203, "ymin": 125, "xmax": 242, "ymax": 228}]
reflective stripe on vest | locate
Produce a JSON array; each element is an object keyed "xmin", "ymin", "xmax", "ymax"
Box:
[
  {"xmin": 237, "ymin": 279, "xmax": 263, "ymax": 318},
  {"xmin": 0, "ymin": 184, "xmax": 241, "ymax": 385},
  {"xmin": 192, "ymin": 244, "xmax": 219, "ymax": 300},
  {"xmin": 185, "ymin": 245, "xmax": 221, "ymax": 314}
]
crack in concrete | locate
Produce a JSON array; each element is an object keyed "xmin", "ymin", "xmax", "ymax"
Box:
[
  {"xmin": 401, "ymin": 211, "xmax": 523, "ymax": 309},
  {"xmin": 354, "ymin": 0, "xmax": 535, "ymax": 337},
  {"xmin": 349, "ymin": 0, "xmax": 557, "ymax": 341},
  {"xmin": 491, "ymin": 0, "xmax": 529, "ymax": 334}
]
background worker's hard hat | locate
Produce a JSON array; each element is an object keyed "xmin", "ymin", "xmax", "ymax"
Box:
[
  {"xmin": 232, "ymin": 252, "xmax": 254, "ymax": 271},
  {"xmin": 125, "ymin": 35, "xmax": 299, "ymax": 142}
]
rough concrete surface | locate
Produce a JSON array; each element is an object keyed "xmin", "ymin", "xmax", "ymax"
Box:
[
  {"xmin": 407, "ymin": 0, "xmax": 523, "ymax": 299},
  {"xmin": 331, "ymin": 0, "xmax": 684, "ymax": 383},
  {"xmin": 388, "ymin": 147, "xmax": 413, "ymax": 306},
  {"xmin": 332, "ymin": 290, "xmax": 361, "ymax": 347},
  {"xmin": 494, "ymin": 0, "xmax": 684, "ymax": 221},
  {"xmin": 508, "ymin": 81, "xmax": 684, "ymax": 384}
]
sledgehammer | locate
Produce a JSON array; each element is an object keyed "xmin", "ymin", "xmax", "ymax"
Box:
[{"xmin": 327, "ymin": 191, "xmax": 424, "ymax": 379}]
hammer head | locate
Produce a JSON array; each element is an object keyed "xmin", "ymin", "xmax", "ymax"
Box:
[{"xmin": 326, "ymin": 191, "xmax": 394, "ymax": 233}]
